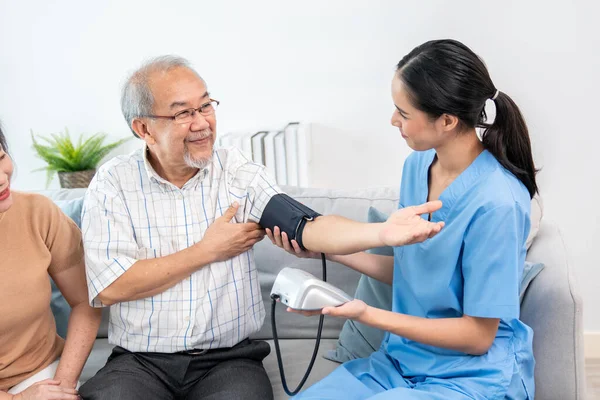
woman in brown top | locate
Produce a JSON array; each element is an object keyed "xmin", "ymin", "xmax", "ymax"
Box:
[{"xmin": 0, "ymin": 125, "xmax": 101, "ymax": 400}]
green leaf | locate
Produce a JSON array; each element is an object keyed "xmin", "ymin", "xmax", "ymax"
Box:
[{"xmin": 30, "ymin": 128, "xmax": 131, "ymax": 179}]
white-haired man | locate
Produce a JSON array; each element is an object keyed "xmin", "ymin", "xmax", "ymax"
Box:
[{"xmin": 78, "ymin": 56, "xmax": 443, "ymax": 400}]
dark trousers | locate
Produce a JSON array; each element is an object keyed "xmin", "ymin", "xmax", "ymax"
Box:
[{"xmin": 79, "ymin": 338, "xmax": 273, "ymax": 400}]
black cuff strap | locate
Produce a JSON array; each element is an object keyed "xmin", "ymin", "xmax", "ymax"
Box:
[{"xmin": 259, "ymin": 194, "xmax": 321, "ymax": 250}]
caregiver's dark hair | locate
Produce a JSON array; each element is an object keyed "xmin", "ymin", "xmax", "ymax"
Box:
[
  {"xmin": 0, "ymin": 121, "xmax": 8, "ymax": 155},
  {"xmin": 396, "ymin": 39, "xmax": 538, "ymax": 198}
]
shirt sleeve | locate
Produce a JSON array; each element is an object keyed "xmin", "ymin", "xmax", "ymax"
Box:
[
  {"xmin": 81, "ymin": 170, "xmax": 139, "ymax": 307},
  {"xmin": 42, "ymin": 198, "xmax": 85, "ymax": 277},
  {"xmin": 226, "ymin": 150, "xmax": 282, "ymax": 223},
  {"xmin": 462, "ymin": 202, "xmax": 530, "ymax": 319}
]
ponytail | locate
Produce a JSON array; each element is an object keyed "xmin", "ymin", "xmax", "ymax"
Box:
[
  {"xmin": 481, "ymin": 92, "xmax": 538, "ymax": 198},
  {"xmin": 396, "ymin": 39, "xmax": 538, "ymax": 198}
]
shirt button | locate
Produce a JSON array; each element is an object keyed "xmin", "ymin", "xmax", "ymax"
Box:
[{"xmin": 184, "ymin": 316, "xmax": 190, "ymax": 322}]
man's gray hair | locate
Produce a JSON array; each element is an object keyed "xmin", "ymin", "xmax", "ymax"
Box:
[{"xmin": 121, "ymin": 55, "xmax": 202, "ymax": 136}]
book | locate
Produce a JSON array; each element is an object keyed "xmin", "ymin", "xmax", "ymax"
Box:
[
  {"xmin": 273, "ymin": 130, "xmax": 287, "ymax": 185},
  {"xmin": 250, "ymin": 131, "xmax": 268, "ymax": 165},
  {"xmin": 284, "ymin": 122, "xmax": 299, "ymax": 186},
  {"xmin": 296, "ymin": 123, "xmax": 312, "ymax": 187}
]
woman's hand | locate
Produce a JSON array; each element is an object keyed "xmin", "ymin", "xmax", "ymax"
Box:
[
  {"xmin": 266, "ymin": 226, "xmax": 321, "ymax": 259},
  {"xmin": 13, "ymin": 379, "xmax": 79, "ymax": 400},
  {"xmin": 380, "ymin": 201, "xmax": 445, "ymax": 246},
  {"xmin": 286, "ymin": 299, "xmax": 368, "ymax": 321}
]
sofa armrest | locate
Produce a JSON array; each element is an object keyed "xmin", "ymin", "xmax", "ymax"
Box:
[{"xmin": 521, "ymin": 221, "xmax": 585, "ymax": 400}]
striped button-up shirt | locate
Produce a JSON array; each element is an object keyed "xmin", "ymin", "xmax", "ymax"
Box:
[{"xmin": 82, "ymin": 147, "xmax": 280, "ymax": 352}]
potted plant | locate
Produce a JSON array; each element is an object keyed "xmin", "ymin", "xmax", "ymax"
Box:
[{"xmin": 31, "ymin": 128, "xmax": 129, "ymax": 188}]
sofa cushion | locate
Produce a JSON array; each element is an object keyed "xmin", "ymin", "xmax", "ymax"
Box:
[
  {"xmin": 263, "ymin": 339, "xmax": 339, "ymax": 400},
  {"xmin": 49, "ymin": 195, "xmax": 85, "ymax": 338},
  {"xmin": 79, "ymin": 339, "xmax": 113, "ymax": 383},
  {"xmin": 519, "ymin": 261, "xmax": 545, "ymax": 302},
  {"xmin": 55, "ymin": 197, "xmax": 84, "ymax": 228},
  {"xmin": 527, "ymin": 194, "xmax": 543, "ymax": 249},
  {"xmin": 49, "ymin": 278, "xmax": 70, "ymax": 339}
]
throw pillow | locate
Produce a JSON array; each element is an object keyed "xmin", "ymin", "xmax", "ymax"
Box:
[
  {"xmin": 51, "ymin": 196, "xmax": 84, "ymax": 338},
  {"xmin": 55, "ymin": 197, "xmax": 84, "ymax": 228},
  {"xmin": 520, "ymin": 261, "xmax": 545, "ymax": 302}
]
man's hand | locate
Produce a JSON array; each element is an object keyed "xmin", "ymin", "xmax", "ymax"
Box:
[
  {"xmin": 200, "ymin": 202, "xmax": 265, "ymax": 262},
  {"xmin": 12, "ymin": 379, "xmax": 79, "ymax": 400},
  {"xmin": 379, "ymin": 201, "xmax": 445, "ymax": 246}
]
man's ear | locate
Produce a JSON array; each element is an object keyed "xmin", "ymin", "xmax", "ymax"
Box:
[
  {"xmin": 132, "ymin": 118, "xmax": 156, "ymax": 145},
  {"xmin": 439, "ymin": 113, "xmax": 460, "ymax": 132}
]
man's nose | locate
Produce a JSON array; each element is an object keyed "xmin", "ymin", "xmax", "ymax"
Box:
[{"xmin": 190, "ymin": 111, "xmax": 210, "ymax": 130}]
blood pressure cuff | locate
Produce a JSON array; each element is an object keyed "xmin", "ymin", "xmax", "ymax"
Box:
[{"xmin": 259, "ymin": 194, "xmax": 321, "ymax": 250}]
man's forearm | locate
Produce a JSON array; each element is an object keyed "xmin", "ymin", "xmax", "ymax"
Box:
[
  {"xmin": 98, "ymin": 243, "xmax": 213, "ymax": 305},
  {"xmin": 302, "ymin": 216, "xmax": 383, "ymax": 255},
  {"xmin": 0, "ymin": 391, "xmax": 13, "ymax": 399}
]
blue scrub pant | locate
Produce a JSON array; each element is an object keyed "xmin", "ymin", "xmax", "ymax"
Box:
[{"xmin": 293, "ymin": 350, "xmax": 528, "ymax": 400}]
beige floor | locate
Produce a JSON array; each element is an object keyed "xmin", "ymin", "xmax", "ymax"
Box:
[{"xmin": 588, "ymin": 358, "xmax": 600, "ymax": 400}]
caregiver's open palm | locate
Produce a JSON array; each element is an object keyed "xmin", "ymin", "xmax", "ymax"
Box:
[{"xmin": 379, "ymin": 200, "xmax": 445, "ymax": 246}]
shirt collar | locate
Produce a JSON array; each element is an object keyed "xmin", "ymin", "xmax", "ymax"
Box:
[{"xmin": 142, "ymin": 146, "xmax": 211, "ymax": 191}]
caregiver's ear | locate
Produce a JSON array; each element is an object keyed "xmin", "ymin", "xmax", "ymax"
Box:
[{"xmin": 438, "ymin": 113, "xmax": 460, "ymax": 132}]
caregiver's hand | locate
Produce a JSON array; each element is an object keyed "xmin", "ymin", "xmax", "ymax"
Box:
[
  {"xmin": 287, "ymin": 299, "xmax": 368, "ymax": 321},
  {"xmin": 266, "ymin": 227, "xmax": 321, "ymax": 259},
  {"xmin": 379, "ymin": 200, "xmax": 445, "ymax": 246}
]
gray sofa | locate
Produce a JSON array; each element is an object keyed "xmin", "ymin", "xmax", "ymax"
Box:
[{"xmin": 44, "ymin": 185, "xmax": 585, "ymax": 399}]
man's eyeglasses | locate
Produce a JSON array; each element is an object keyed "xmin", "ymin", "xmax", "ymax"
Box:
[{"xmin": 143, "ymin": 99, "xmax": 219, "ymax": 124}]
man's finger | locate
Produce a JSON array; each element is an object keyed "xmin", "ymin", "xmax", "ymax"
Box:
[
  {"xmin": 411, "ymin": 200, "xmax": 443, "ymax": 215},
  {"xmin": 222, "ymin": 202, "xmax": 239, "ymax": 222},
  {"xmin": 242, "ymin": 222, "xmax": 262, "ymax": 231}
]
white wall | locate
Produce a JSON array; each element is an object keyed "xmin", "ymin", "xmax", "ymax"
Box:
[{"xmin": 1, "ymin": 1, "xmax": 599, "ymax": 332}]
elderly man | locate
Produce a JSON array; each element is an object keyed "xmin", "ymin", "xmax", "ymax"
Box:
[{"xmin": 78, "ymin": 55, "xmax": 443, "ymax": 400}]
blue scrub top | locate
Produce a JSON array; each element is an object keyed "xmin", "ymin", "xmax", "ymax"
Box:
[{"xmin": 384, "ymin": 149, "xmax": 535, "ymax": 397}]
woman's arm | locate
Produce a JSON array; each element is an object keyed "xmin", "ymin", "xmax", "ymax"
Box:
[
  {"xmin": 300, "ymin": 201, "xmax": 444, "ymax": 255},
  {"xmin": 328, "ymin": 253, "xmax": 394, "ymax": 285},
  {"xmin": 266, "ymin": 227, "xmax": 395, "ymax": 284},
  {"xmin": 51, "ymin": 265, "xmax": 102, "ymax": 389},
  {"xmin": 358, "ymin": 304, "xmax": 500, "ymax": 355},
  {"xmin": 295, "ymin": 301, "xmax": 499, "ymax": 355}
]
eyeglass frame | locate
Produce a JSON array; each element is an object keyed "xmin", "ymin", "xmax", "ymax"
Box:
[{"xmin": 141, "ymin": 99, "xmax": 220, "ymax": 123}]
